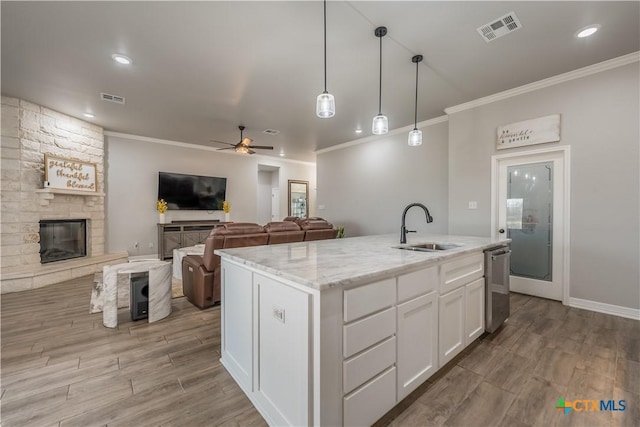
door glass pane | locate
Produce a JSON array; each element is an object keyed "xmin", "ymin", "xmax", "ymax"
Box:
[{"xmin": 507, "ymin": 162, "xmax": 553, "ymax": 281}]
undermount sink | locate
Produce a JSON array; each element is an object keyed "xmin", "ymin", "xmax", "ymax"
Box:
[{"xmin": 395, "ymin": 242, "xmax": 461, "ymax": 252}]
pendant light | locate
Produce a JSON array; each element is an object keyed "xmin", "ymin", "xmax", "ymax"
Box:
[
  {"xmin": 372, "ymin": 26, "xmax": 388, "ymax": 135},
  {"xmin": 408, "ymin": 54, "xmax": 423, "ymax": 146},
  {"xmin": 316, "ymin": 0, "xmax": 335, "ymax": 118}
]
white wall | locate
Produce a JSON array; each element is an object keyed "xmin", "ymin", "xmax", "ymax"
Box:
[
  {"xmin": 448, "ymin": 62, "xmax": 639, "ymax": 309},
  {"xmin": 317, "ymin": 121, "xmax": 449, "ymax": 238},
  {"xmin": 105, "ymin": 135, "xmax": 315, "ymax": 255}
]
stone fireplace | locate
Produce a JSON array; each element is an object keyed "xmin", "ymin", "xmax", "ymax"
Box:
[
  {"xmin": 39, "ymin": 219, "xmax": 87, "ymax": 264},
  {"xmin": 0, "ymin": 97, "xmax": 127, "ymax": 293}
]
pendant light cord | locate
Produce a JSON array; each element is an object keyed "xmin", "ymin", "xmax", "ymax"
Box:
[
  {"xmin": 323, "ymin": 0, "xmax": 327, "ymax": 93},
  {"xmin": 378, "ymin": 34, "xmax": 383, "ymax": 115},
  {"xmin": 414, "ymin": 60, "xmax": 419, "ymax": 129}
]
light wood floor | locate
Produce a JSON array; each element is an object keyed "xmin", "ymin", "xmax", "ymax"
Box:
[{"xmin": 1, "ymin": 275, "xmax": 638, "ymax": 427}]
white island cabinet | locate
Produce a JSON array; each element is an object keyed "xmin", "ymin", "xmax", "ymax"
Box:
[{"xmin": 217, "ymin": 234, "xmax": 506, "ymax": 426}]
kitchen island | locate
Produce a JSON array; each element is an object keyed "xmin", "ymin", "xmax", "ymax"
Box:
[{"xmin": 216, "ymin": 234, "xmax": 507, "ymax": 427}]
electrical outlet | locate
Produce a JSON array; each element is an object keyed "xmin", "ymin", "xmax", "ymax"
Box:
[
  {"xmin": 134, "ymin": 242, "xmax": 139, "ymax": 249},
  {"xmin": 468, "ymin": 201, "xmax": 478, "ymax": 209},
  {"xmin": 318, "ymin": 204, "xmax": 325, "ymax": 210},
  {"xmin": 148, "ymin": 243, "xmax": 154, "ymax": 249}
]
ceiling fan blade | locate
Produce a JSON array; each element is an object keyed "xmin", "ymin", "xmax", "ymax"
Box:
[
  {"xmin": 210, "ymin": 140, "xmax": 236, "ymax": 146},
  {"xmin": 241, "ymin": 137, "xmax": 253, "ymax": 146},
  {"xmin": 247, "ymin": 149, "xmax": 256, "ymax": 155},
  {"xmin": 216, "ymin": 147, "xmax": 236, "ymax": 151},
  {"xmin": 249, "ymin": 145, "xmax": 274, "ymax": 150}
]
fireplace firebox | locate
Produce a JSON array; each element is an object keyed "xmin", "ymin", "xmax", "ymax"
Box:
[{"xmin": 39, "ymin": 219, "xmax": 87, "ymax": 264}]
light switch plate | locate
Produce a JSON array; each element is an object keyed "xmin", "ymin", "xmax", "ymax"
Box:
[{"xmin": 468, "ymin": 201, "xmax": 478, "ymax": 209}]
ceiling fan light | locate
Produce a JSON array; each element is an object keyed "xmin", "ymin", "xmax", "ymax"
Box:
[
  {"xmin": 408, "ymin": 129, "xmax": 422, "ymax": 146},
  {"xmin": 236, "ymin": 145, "xmax": 249, "ymax": 154},
  {"xmin": 316, "ymin": 92, "xmax": 335, "ymax": 118},
  {"xmin": 372, "ymin": 114, "xmax": 388, "ymax": 135}
]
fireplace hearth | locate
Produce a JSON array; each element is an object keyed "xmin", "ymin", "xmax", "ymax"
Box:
[{"xmin": 40, "ymin": 219, "xmax": 87, "ymax": 264}]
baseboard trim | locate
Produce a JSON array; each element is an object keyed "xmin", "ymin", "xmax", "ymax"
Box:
[{"xmin": 568, "ymin": 297, "xmax": 640, "ymax": 320}]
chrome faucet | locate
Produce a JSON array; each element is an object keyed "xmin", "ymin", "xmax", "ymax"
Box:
[{"xmin": 400, "ymin": 203, "xmax": 434, "ymax": 244}]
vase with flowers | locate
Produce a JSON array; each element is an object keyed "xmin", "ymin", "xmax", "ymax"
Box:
[
  {"xmin": 157, "ymin": 199, "xmax": 168, "ymax": 224},
  {"xmin": 222, "ymin": 201, "xmax": 231, "ymax": 222}
]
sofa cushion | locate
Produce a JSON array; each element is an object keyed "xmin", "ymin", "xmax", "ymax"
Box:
[
  {"xmin": 265, "ymin": 222, "xmax": 305, "ymax": 244},
  {"xmin": 298, "ymin": 219, "xmax": 334, "ymax": 230},
  {"xmin": 213, "ymin": 222, "xmax": 266, "ymax": 235},
  {"xmin": 264, "ymin": 221, "xmax": 302, "ymax": 232}
]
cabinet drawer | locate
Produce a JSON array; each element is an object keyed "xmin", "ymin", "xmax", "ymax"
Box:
[
  {"xmin": 344, "ymin": 278, "xmax": 396, "ymax": 322},
  {"xmin": 343, "ymin": 307, "xmax": 395, "ymax": 358},
  {"xmin": 344, "ymin": 336, "xmax": 395, "ymax": 394},
  {"xmin": 344, "ymin": 366, "xmax": 396, "ymax": 427},
  {"xmin": 398, "ymin": 267, "xmax": 438, "ymax": 303},
  {"xmin": 441, "ymin": 253, "xmax": 484, "ymax": 294}
]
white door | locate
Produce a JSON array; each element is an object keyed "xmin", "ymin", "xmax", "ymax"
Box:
[
  {"xmin": 438, "ymin": 287, "xmax": 465, "ymax": 366},
  {"xmin": 464, "ymin": 278, "xmax": 484, "ymax": 344},
  {"xmin": 492, "ymin": 147, "xmax": 569, "ymax": 302},
  {"xmin": 397, "ymin": 292, "xmax": 438, "ymax": 400}
]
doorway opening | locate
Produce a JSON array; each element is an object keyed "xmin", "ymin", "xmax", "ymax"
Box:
[{"xmin": 257, "ymin": 165, "xmax": 280, "ymax": 224}]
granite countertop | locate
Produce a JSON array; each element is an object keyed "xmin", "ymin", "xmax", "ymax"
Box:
[{"xmin": 216, "ymin": 234, "xmax": 508, "ymax": 291}]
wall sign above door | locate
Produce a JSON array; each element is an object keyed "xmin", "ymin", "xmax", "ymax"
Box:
[
  {"xmin": 496, "ymin": 114, "xmax": 560, "ymax": 150},
  {"xmin": 44, "ymin": 154, "xmax": 97, "ymax": 192}
]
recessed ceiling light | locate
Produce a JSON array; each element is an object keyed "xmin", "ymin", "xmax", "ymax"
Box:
[
  {"xmin": 111, "ymin": 54, "xmax": 132, "ymax": 65},
  {"xmin": 355, "ymin": 129, "xmax": 363, "ymax": 134},
  {"xmin": 576, "ymin": 25, "xmax": 600, "ymax": 38},
  {"xmin": 83, "ymin": 113, "xmax": 95, "ymax": 118}
]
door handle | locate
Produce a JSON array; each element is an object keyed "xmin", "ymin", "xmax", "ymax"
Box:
[{"xmin": 498, "ymin": 228, "xmax": 505, "ymax": 234}]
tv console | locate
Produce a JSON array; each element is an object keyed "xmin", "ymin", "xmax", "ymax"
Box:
[{"xmin": 157, "ymin": 221, "xmax": 228, "ymax": 260}]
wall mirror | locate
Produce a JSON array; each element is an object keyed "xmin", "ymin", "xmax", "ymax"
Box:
[{"xmin": 288, "ymin": 180, "xmax": 309, "ymax": 218}]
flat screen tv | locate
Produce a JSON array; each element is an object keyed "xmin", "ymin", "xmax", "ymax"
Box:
[{"xmin": 158, "ymin": 172, "xmax": 227, "ymax": 210}]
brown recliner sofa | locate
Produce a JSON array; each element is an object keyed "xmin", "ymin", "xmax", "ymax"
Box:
[
  {"xmin": 181, "ymin": 220, "xmax": 319, "ymax": 309},
  {"xmin": 286, "ymin": 217, "xmax": 339, "ymax": 241},
  {"xmin": 182, "ymin": 223, "xmax": 268, "ymax": 309},
  {"xmin": 265, "ymin": 221, "xmax": 305, "ymax": 244}
]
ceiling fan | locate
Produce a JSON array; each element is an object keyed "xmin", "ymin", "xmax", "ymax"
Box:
[{"xmin": 210, "ymin": 125, "xmax": 274, "ymax": 155}]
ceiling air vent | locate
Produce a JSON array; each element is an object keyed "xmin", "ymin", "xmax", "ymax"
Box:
[
  {"xmin": 477, "ymin": 11, "xmax": 522, "ymax": 43},
  {"xmin": 262, "ymin": 129, "xmax": 280, "ymax": 135},
  {"xmin": 100, "ymin": 92, "xmax": 125, "ymax": 104}
]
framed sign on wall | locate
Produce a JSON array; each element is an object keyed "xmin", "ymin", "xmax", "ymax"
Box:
[
  {"xmin": 44, "ymin": 154, "xmax": 97, "ymax": 192},
  {"xmin": 497, "ymin": 114, "xmax": 561, "ymax": 150}
]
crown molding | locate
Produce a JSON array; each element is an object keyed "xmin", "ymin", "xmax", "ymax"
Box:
[
  {"xmin": 445, "ymin": 51, "xmax": 640, "ymax": 115},
  {"xmin": 315, "ymin": 115, "xmax": 448, "ymax": 155},
  {"xmin": 103, "ymin": 131, "xmax": 316, "ymax": 166}
]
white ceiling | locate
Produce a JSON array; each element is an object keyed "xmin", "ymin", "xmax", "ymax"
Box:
[{"xmin": 2, "ymin": 1, "xmax": 638, "ymax": 162}]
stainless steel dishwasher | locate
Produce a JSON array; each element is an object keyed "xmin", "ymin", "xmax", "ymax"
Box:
[{"xmin": 484, "ymin": 244, "xmax": 511, "ymax": 333}]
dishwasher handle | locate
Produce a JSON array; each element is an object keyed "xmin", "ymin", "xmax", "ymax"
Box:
[{"xmin": 492, "ymin": 249, "xmax": 511, "ymax": 260}]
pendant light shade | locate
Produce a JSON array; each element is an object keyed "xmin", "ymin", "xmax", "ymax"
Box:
[
  {"xmin": 316, "ymin": 0, "xmax": 335, "ymax": 118},
  {"xmin": 316, "ymin": 92, "xmax": 335, "ymax": 118},
  {"xmin": 372, "ymin": 114, "xmax": 388, "ymax": 135},
  {"xmin": 408, "ymin": 128, "xmax": 422, "ymax": 146},
  {"xmin": 408, "ymin": 54, "xmax": 424, "ymax": 146},
  {"xmin": 372, "ymin": 26, "xmax": 388, "ymax": 135}
]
